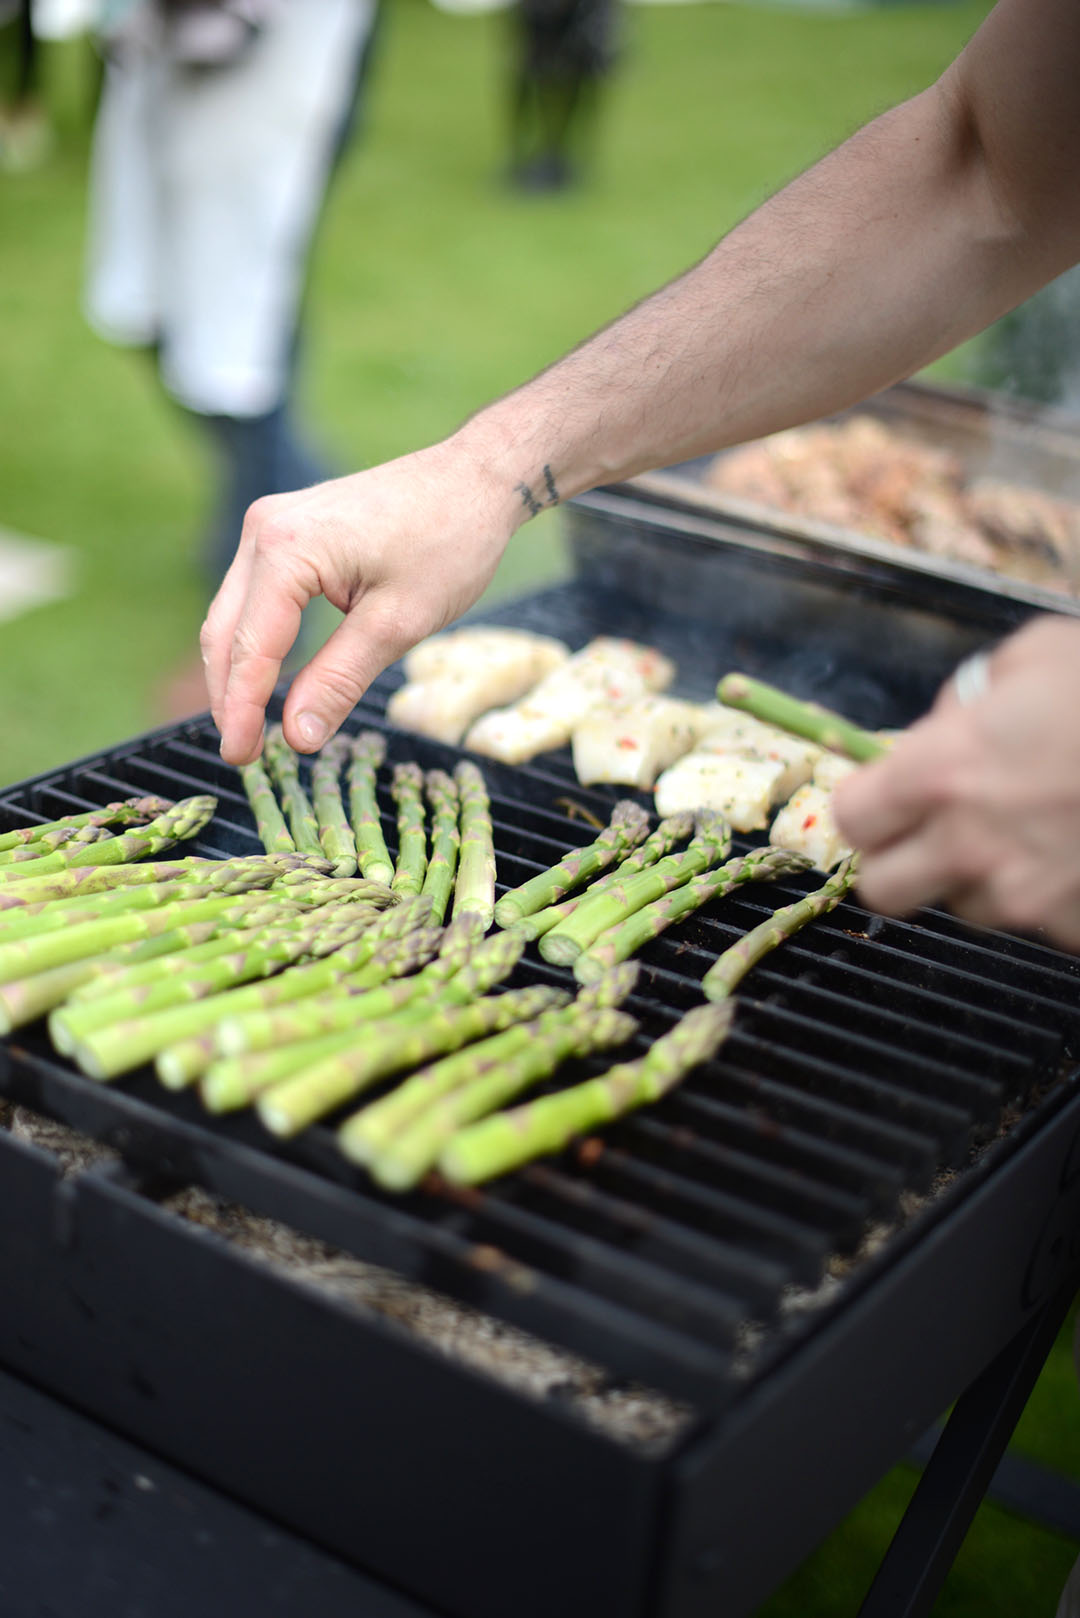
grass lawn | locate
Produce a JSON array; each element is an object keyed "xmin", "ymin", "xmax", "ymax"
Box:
[{"xmin": 4, "ymin": 2, "xmax": 1078, "ymax": 1612}]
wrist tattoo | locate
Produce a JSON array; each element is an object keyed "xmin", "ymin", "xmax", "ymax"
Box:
[
  {"xmin": 515, "ymin": 466, "xmax": 561, "ymax": 520},
  {"xmin": 515, "ymin": 482, "xmax": 543, "ymax": 518}
]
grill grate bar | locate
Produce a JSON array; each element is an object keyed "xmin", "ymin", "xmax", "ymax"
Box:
[{"xmin": 674, "ymin": 1070, "xmax": 940, "ymax": 1180}]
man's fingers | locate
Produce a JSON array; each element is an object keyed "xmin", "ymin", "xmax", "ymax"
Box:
[
  {"xmin": 218, "ymin": 550, "xmax": 310, "ymax": 765},
  {"xmin": 281, "ymin": 594, "xmax": 424, "ymax": 753},
  {"xmin": 854, "ymin": 810, "xmax": 991, "ymax": 917},
  {"xmin": 201, "ymin": 543, "xmax": 255, "ymax": 731},
  {"xmin": 835, "ymin": 715, "xmax": 972, "ymax": 854}
]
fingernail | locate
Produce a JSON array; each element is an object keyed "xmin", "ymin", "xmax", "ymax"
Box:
[{"xmin": 296, "ymin": 713, "xmax": 328, "ymax": 748}]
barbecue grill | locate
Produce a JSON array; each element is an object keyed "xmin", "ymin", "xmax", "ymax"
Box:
[{"xmin": 3, "ymin": 466, "xmax": 1080, "ymax": 1618}]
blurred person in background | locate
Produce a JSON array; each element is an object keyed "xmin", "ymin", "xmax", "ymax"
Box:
[
  {"xmin": 85, "ymin": 0, "xmax": 381, "ymax": 712},
  {"xmin": 506, "ymin": 0, "xmax": 617, "ymax": 191},
  {"xmin": 0, "ymin": 0, "xmax": 52, "ymax": 170}
]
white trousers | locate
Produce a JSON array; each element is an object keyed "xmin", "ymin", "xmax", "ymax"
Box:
[{"xmin": 85, "ymin": 0, "xmax": 376, "ymax": 417}]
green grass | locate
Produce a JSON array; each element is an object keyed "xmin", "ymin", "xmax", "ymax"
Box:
[{"xmin": 5, "ymin": 5, "xmax": 1079, "ymax": 1613}]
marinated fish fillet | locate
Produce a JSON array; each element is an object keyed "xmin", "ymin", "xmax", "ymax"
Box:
[
  {"xmin": 696, "ymin": 719, "xmax": 819, "ymax": 801},
  {"xmin": 403, "ymin": 626, "xmax": 569, "ymax": 684},
  {"xmin": 465, "ymin": 638, "xmax": 675, "ymax": 765},
  {"xmin": 389, "ymin": 631, "xmax": 570, "ymax": 746},
  {"xmin": 571, "ymin": 697, "xmax": 710, "ymax": 789},
  {"xmin": 654, "ymin": 753, "xmax": 786, "ymax": 831},
  {"xmin": 811, "ymin": 752, "xmax": 859, "ymax": 792},
  {"xmin": 769, "ymin": 782, "xmax": 852, "ymax": 872}
]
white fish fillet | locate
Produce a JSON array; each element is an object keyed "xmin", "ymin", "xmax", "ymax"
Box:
[
  {"xmin": 402, "ymin": 626, "xmax": 569, "ymax": 683},
  {"xmin": 388, "ymin": 631, "xmax": 570, "ymax": 747},
  {"xmin": 769, "ymin": 783, "xmax": 852, "ymax": 871},
  {"xmin": 571, "ymin": 697, "xmax": 706, "ymax": 790},
  {"xmin": 654, "ymin": 753, "xmax": 785, "ymax": 831},
  {"xmin": 465, "ymin": 638, "xmax": 675, "ymax": 764},
  {"xmin": 696, "ymin": 723, "xmax": 819, "ymax": 801},
  {"xmin": 812, "ymin": 752, "xmax": 859, "ymax": 792}
]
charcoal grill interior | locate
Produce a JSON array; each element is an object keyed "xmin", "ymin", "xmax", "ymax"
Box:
[{"xmin": 3, "ymin": 581, "xmax": 1079, "ymax": 1418}]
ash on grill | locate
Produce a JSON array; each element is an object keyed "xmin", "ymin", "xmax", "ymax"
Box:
[{"xmin": 2, "ymin": 1097, "xmax": 691, "ymax": 1451}]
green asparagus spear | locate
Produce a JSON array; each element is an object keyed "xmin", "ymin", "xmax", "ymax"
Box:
[
  {"xmin": 440, "ymin": 1001, "xmax": 735, "ymax": 1185},
  {"xmin": 0, "ymin": 824, "xmax": 118, "ymax": 866},
  {"xmin": 0, "ymin": 796, "xmax": 215, "ymax": 885},
  {"xmin": 512, "ymin": 812, "xmax": 695, "ymax": 942},
  {"xmin": 420, "ymin": 771, "xmax": 459, "ymax": 924},
  {"xmin": 239, "ymin": 756, "xmax": 295, "ymax": 854},
  {"xmin": 716, "ymin": 675, "xmax": 886, "ymax": 763},
  {"xmin": 452, "ymin": 761, "xmax": 496, "ymax": 931},
  {"xmin": 493, "ymin": 800, "xmax": 651, "ymax": 929},
  {"xmin": 342, "ymin": 964, "xmax": 642, "ymax": 1170},
  {"xmin": 347, "ymin": 731, "xmax": 394, "ymax": 886},
  {"xmin": 257, "ymin": 983, "xmax": 567, "ymax": 1138},
  {"xmin": 390, "ymin": 763, "xmax": 427, "ymax": 896},
  {"xmin": 702, "ymin": 855, "xmax": 859, "ymax": 1001},
  {"xmin": 310, "ymin": 737, "xmax": 358, "ymax": 877},
  {"xmin": 573, "ymin": 846, "xmax": 813, "ymax": 984},
  {"xmin": 263, "ymin": 725, "xmax": 323, "ymax": 855},
  {"xmin": 539, "ymin": 811, "xmax": 731, "ymax": 966}
]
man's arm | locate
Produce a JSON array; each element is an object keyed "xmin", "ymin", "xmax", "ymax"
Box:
[{"xmin": 202, "ymin": 0, "xmax": 1080, "ymax": 767}]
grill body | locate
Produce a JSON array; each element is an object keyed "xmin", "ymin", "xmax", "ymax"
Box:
[{"xmin": 2, "ymin": 495, "xmax": 1080, "ymax": 1617}]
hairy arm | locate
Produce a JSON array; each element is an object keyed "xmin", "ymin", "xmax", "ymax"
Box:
[
  {"xmin": 204, "ymin": 0, "xmax": 1080, "ymax": 764},
  {"xmin": 467, "ymin": 0, "xmax": 1080, "ymax": 499}
]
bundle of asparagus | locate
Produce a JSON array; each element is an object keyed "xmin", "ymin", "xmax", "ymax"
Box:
[
  {"xmin": 342, "ymin": 965, "xmax": 642, "ymax": 1190},
  {"xmin": 239, "ymin": 728, "xmax": 497, "ymax": 934},
  {"xmin": 538, "ymin": 811, "xmax": 731, "ymax": 966},
  {"xmin": 439, "ymin": 1001, "xmax": 735, "ymax": 1186},
  {"xmin": 572, "ymin": 845, "xmax": 812, "ymax": 984},
  {"xmin": 0, "ymin": 796, "xmax": 216, "ymax": 885},
  {"xmin": 156, "ymin": 894, "xmax": 435, "ymax": 1091},
  {"xmin": 511, "ymin": 812, "xmax": 694, "ymax": 944},
  {"xmin": 198, "ymin": 913, "xmax": 485, "ymax": 1111},
  {"xmin": 493, "ymin": 800, "xmax": 650, "ymax": 929},
  {"xmin": 702, "ymin": 854, "xmax": 859, "ymax": 1000},
  {"xmin": 0, "ymin": 796, "xmax": 171, "ymax": 855},
  {"xmin": 253, "ymin": 932, "xmax": 547, "ymax": 1138}
]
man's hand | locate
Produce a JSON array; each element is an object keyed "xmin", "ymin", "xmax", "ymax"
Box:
[
  {"xmin": 201, "ymin": 436, "xmax": 521, "ymax": 765},
  {"xmin": 835, "ymin": 614, "xmax": 1080, "ymax": 950}
]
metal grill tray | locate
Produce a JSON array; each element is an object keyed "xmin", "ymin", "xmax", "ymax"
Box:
[
  {"xmin": 620, "ymin": 378, "xmax": 1080, "ymax": 619},
  {"xmin": 3, "ymin": 581, "xmax": 1080, "ymax": 1618}
]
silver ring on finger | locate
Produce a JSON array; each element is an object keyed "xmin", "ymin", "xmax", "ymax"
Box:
[{"xmin": 952, "ymin": 650, "xmax": 992, "ymax": 707}]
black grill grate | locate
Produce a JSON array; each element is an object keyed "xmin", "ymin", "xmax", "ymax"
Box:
[{"xmin": 2, "ymin": 582, "xmax": 1079, "ymax": 1418}]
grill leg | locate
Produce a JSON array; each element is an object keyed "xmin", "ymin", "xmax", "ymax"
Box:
[{"xmin": 856, "ymin": 1277, "xmax": 1079, "ymax": 1618}]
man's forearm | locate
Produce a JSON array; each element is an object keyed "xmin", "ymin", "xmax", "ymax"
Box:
[{"xmin": 459, "ymin": 0, "xmax": 1080, "ymax": 523}]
